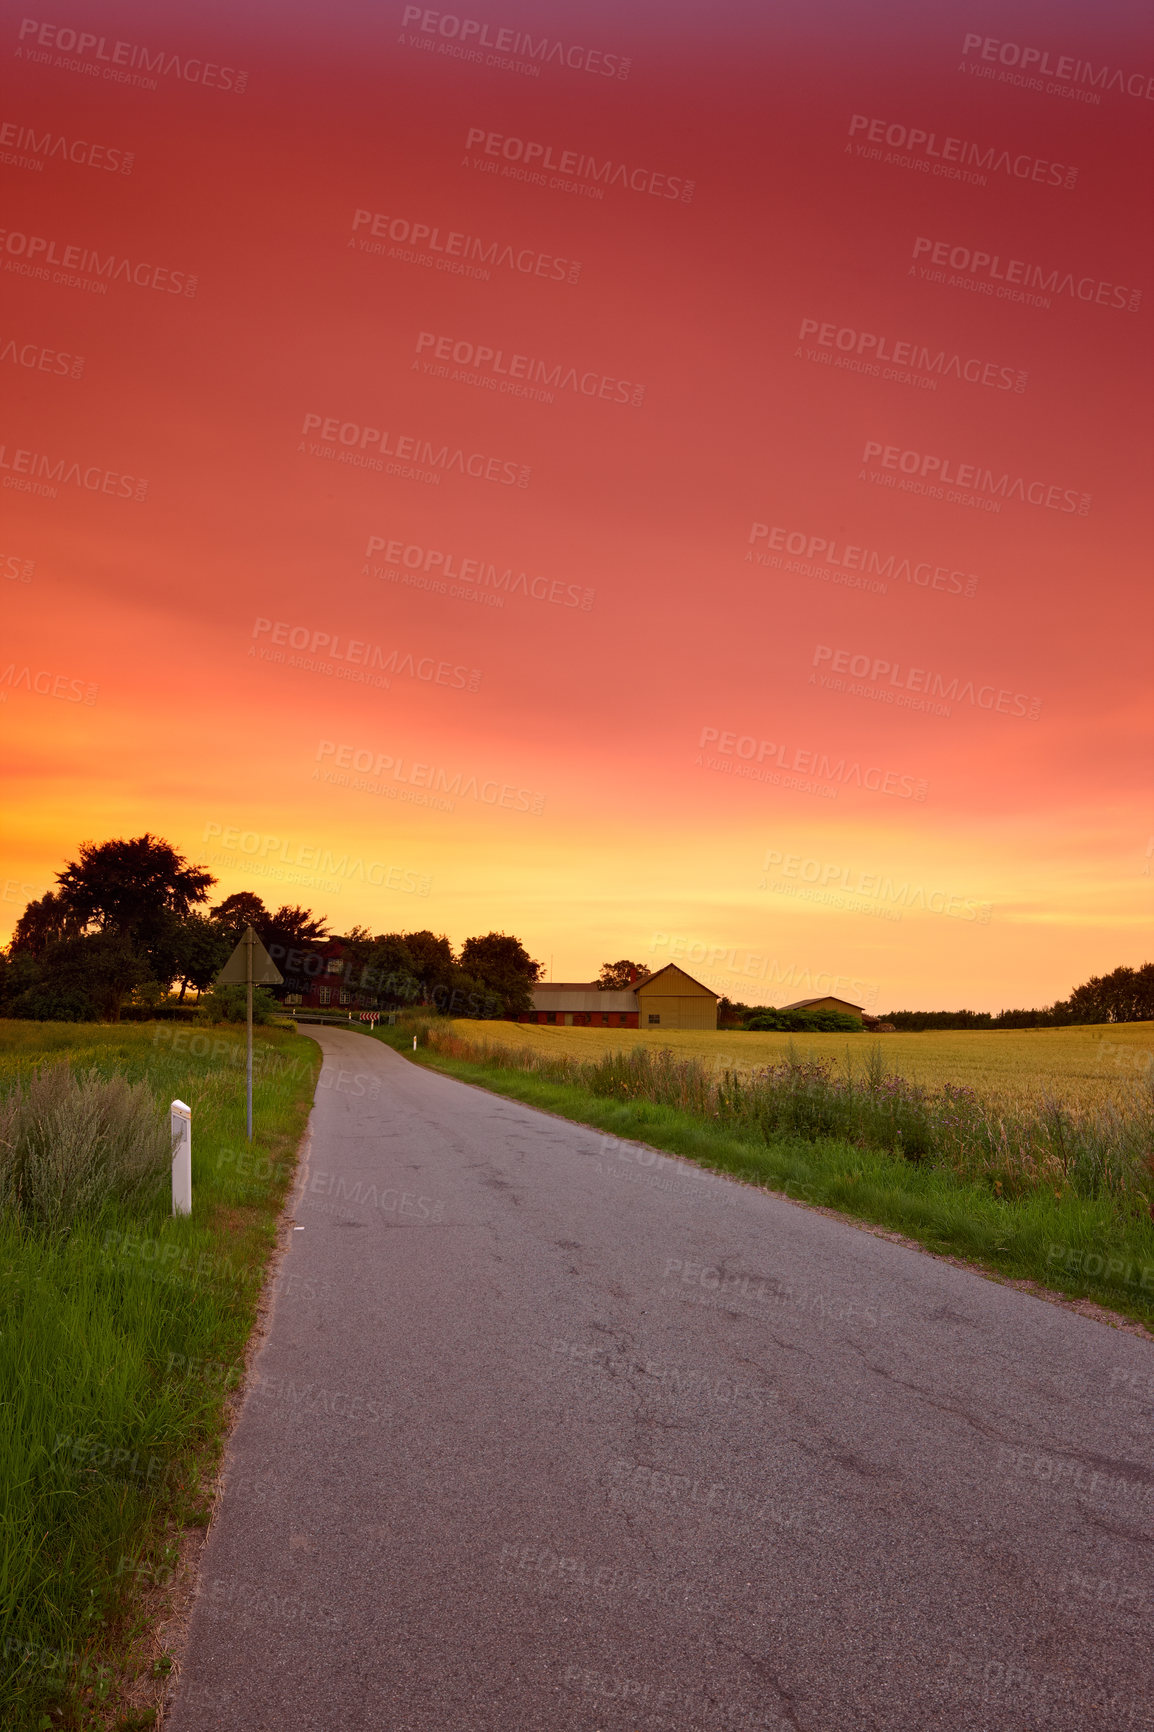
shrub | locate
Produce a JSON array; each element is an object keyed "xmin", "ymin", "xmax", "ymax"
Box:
[
  {"xmin": 745, "ymin": 1010, "xmax": 861, "ymax": 1033},
  {"xmin": 195, "ymin": 985, "xmax": 278, "ymax": 1025},
  {"xmin": 5, "ymin": 931, "xmax": 148, "ymax": 1022},
  {"xmin": 6, "ymin": 981, "xmax": 100, "ymax": 1022},
  {"xmin": 0, "ymin": 1065, "xmax": 170, "ymax": 1232}
]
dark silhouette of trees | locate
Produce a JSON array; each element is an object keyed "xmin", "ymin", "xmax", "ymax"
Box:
[
  {"xmin": 56, "ymin": 834, "xmax": 214, "ymax": 956},
  {"xmin": 597, "ymin": 960, "xmax": 649, "ymax": 990},
  {"xmin": 167, "ymin": 913, "xmax": 234, "ymax": 1000},
  {"xmin": 882, "ymin": 964, "xmax": 1153, "ymax": 1028},
  {"xmin": 9, "ymin": 891, "xmax": 84, "ymax": 959},
  {"xmin": 1066, "ymin": 964, "xmax": 1154, "ymax": 1025},
  {"xmin": 211, "ymin": 891, "xmax": 269, "ymax": 932}
]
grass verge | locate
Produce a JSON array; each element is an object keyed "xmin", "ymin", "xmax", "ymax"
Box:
[
  {"xmin": 373, "ymin": 1017, "xmax": 1154, "ymax": 1332},
  {"xmin": 0, "ymin": 1018, "xmax": 320, "ymax": 1731}
]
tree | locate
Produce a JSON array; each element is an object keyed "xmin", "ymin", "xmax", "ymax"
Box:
[
  {"xmin": 212, "ymin": 891, "xmax": 269, "ymax": 933},
  {"xmin": 0, "ymin": 947, "xmax": 42, "ymax": 1012},
  {"xmin": 266, "ymin": 905, "xmax": 329, "ymax": 947},
  {"xmin": 262, "ymin": 906, "xmax": 330, "ymax": 995},
  {"xmin": 9, "ymin": 890, "xmax": 84, "ymax": 959},
  {"xmin": 167, "ymin": 912, "xmax": 234, "ymax": 1000},
  {"xmin": 56, "ymin": 836, "xmax": 215, "ymax": 957},
  {"xmin": 368, "ymin": 933, "xmax": 416, "ymax": 978},
  {"xmin": 1067, "ymin": 964, "xmax": 1154, "ymax": 1024},
  {"xmin": 431, "ymin": 969, "xmax": 503, "ymax": 1020},
  {"xmin": 6, "ymin": 931, "xmax": 148, "ymax": 1022},
  {"xmin": 458, "ymin": 932, "xmax": 542, "ymax": 1018},
  {"xmin": 7, "ymin": 837, "xmax": 214, "ymax": 1019},
  {"xmin": 363, "ymin": 934, "xmax": 420, "ymax": 1004},
  {"xmin": 401, "ymin": 931, "xmax": 457, "ymax": 1000},
  {"xmin": 597, "ymin": 960, "xmax": 649, "ymax": 991},
  {"xmin": 211, "ymin": 896, "xmax": 329, "ymax": 996}
]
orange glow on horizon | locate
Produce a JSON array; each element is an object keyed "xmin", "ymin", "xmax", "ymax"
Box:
[{"xmin": 2, "ymin": 2, "xmax": 1151, "ymax": 1011}]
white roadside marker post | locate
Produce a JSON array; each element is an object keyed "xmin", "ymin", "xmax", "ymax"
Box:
[{"xmin": 171, "ymin": 1100, "xmax": 192, "ymax": 1216}]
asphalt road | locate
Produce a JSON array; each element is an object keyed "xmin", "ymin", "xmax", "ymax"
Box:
[{"xmin": 167, "ymin": 1028, "xmax": 1154, "ymax": 1732}]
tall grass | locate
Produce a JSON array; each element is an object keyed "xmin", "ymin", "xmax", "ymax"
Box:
[
  {"xmin": 0, "ymin": 1066, "xmax": 171, "ymax": 1233},
  {"xmin": 451, "ymin": 1017, "xmax": 1154, "ymax": 1113},
  {"xmin": 423, "ymin": 1028, "xmax": 1154, "ymax": 1215},
  {"xmin": 0, "ymin": 1020, "xmax": 319, "ymax": 1731}
]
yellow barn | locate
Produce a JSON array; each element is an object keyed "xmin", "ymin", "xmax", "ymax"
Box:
[
  {"xmin": 522, "ymin": 964, "xmax": 719, "ymax": 1030},
  {"xmin": 635, "ymin": 964, "xmax": 719, "ymax": 1029}
]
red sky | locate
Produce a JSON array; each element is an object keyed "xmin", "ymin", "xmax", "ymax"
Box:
[{"xmin": 2, "ymin": 0, "xmax": 1151, "ymax": 1010}]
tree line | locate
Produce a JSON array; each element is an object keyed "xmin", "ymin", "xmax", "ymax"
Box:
[
  {"xmin": 0, "ymin": 834, "xmax": 1149, "ymax": 1028},
  {"xmin": 875, "ymin": 966, "xmax": 1154, "ymax": 1030},
  {"xmin": 711, "ymin": 965, "xmax": 1154, "ymax": 1031},
  {"xmin": 0, "ymin": 835, "xmax": 542, "ymax": 1022}
]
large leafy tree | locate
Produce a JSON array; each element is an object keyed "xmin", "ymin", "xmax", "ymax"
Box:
[
  {"xmin": 400, "ymin": 931, "xmax": 457, "ymax": 998},
  {"xmin": 458, "ymin": 932, "xmax": 542, "ymax": 1018},
  {"xmin": 436, "ymin": 968, "xmax": 501, "ymax": 1019},
  {"xmin": 211, "ymin": 891, "xmax": 269, "ymax": 933},
  {"xmin": 9, "ymin": 890, "xmax": 84, "ymax": 959},
  {"xmin": 339, "ymin": 925, "xmax": 375, "ymax": 961},
  {"xmin": 263, "ymin": 906, "xmax": 330, "ymax": 994},
  {"xmin": 369, "ymin": 933, "xmax": 416, "ymax": 975},
  {"xmin": 168, "ymin": 912, "xmax": 234, "ymax": 1000},
  {"xmin": 5, "ymin": 837, "xmax": 216, "ymax": 1016},
  {"xmin": 265, "ymin": 905, "xmax": 329, "ymax": 948},
  {"xmin": 597, "ymin": 960, "xmax": 649, "ymax": 991},
  {"xmin": 365, "ymin": 933, "xmax": 421, "ymax": 1004},
  {"xmin": 56, "ymin": 835, "xmax": 215, "ymax": 966},
  {"xmin": 1067, "ymin": 964, "xmax": 1154, "ymax": 1024}
]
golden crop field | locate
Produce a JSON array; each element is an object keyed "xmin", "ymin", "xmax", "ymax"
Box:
[{"xmin": 447, "ymin": 1019, "xmax": 1154, "ymax": 1112}]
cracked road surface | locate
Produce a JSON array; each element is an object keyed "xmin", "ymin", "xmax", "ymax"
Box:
[{"xmin": 167, "ymin": 1029, "xmax": 1154, "ymax": 1731}]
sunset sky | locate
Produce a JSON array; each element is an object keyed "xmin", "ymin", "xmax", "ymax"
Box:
[{"xmin": 2, "ymin": 0, "xmax": 1151, "ymax": 1010}]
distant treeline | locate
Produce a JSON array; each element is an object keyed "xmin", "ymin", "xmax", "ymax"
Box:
[
  {"xmin": 880, "ymin": 965, "xmax": 1154, "ymax": 1030},
  {"xmin": 3, "ymin": 834, "xmax": 1152, "ymax": 1032}
]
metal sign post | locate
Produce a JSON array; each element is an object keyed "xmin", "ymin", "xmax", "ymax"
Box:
[
  {"xmin": 246, "ymin": 926, "xmax": 254, "ymax": 1140},
  {"xmin": 213, "ymin": 925, "xmax": 284, "ymax": 1142}
]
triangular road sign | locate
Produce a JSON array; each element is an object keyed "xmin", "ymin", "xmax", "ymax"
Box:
[{"xmin": 215, "ymin": 925, "xmax": 284, "ymax": 986}]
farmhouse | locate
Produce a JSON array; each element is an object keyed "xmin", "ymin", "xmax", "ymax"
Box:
[
  {"xmin": 279, "ymin": 938, "xmax": 366, "ymax": 1010},
  {"xmin": 521, "ymin": 964, "xmax": 719, "ymax": 1030}
]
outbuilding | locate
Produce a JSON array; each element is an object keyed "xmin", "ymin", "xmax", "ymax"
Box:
[
  {"xmin": 522, "ymin": 964, "xmax": 719, "ymax": 1030},
  {"xmin": 780, "ymin": 995, "xmax": 864, "ymax": 1025}
]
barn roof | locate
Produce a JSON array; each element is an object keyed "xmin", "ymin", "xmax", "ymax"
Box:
[
  {"xmin": 635, "ymin": 963, "xmax": 718, "ymax": 999},
  {"xmin": 780, "ymin": 995, "xmax": 864, "ymax": 1013}
]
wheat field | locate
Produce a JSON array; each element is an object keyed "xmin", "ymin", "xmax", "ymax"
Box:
[{"xmin": 447, "ymin": 1019, "xmax": 1154, "ymax": 1111}]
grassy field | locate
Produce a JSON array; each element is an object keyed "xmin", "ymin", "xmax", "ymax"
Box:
[
  {"xmin": 446, "ymin": 1019, "xmax": 1154, "ymax": 1111},
  {"xmin": 0, "ymin": 1019, "xmax": 320, "ymax": 1732}
]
